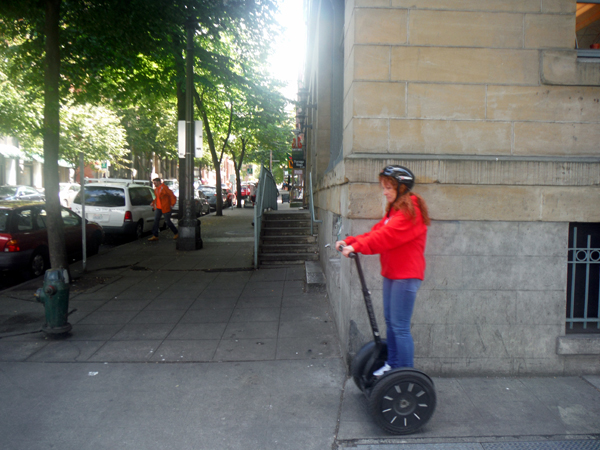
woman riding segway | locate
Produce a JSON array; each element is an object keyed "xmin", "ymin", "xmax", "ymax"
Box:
[
  {"xmin": 336, "ymin": 165, "xmax": 430, "ymax": 375},
  {"xmin": 336, "ymin": 165, "xmax": 435, "ymax": 434}
]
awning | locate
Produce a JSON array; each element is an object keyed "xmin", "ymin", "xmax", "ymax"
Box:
[
  {"xmin": 0, "ymin": 143, "xmax": 72, "ymax": 167},
  {"xmin": 0, "ymin": 143, "xmax": 23, "ymax": 159}
]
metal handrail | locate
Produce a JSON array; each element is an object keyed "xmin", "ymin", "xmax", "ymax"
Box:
[
  {"xmin": 254, "ymin": 166, "xmax": 278, "ymax": 269},
  {"xmin": 309, "ymin": 171, "xmax": 322, "ymax": 235}
]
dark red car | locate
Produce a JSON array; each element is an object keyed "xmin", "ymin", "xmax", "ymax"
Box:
[{"xmin": 0, "ymin": 201, "xmax": 104, "ymax": 277}]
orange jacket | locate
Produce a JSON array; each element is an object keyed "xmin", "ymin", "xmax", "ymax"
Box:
[{"xmin": 152, "ymin": 183, "xmax": 176, "ymax": 213}]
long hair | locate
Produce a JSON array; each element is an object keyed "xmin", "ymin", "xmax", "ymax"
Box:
[{"xmin": 379, "ymin": 175, "xmax": 431, "ymax": 226}]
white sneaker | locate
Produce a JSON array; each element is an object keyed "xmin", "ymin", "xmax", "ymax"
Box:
[{"xmin": 373, "ymin": 363, "xmax": 391, "ymax": 377}]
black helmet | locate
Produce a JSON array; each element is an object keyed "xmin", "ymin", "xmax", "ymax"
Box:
[{"xmin": 380, "ymin": 165, "xmax": 415, "ymax": 191}]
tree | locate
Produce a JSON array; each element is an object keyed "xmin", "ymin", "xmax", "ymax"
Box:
[
  {"xmin": 0, "ymin": 58, "xmax": 43, "ymax": 140},
  {"xmin": 1, "ymin": 55, "xmax": 133, "ymax": 173},
  {"xmin": 228, "ymin": 98, "xmax": 294, "ymax": 208},
  {"xmin": 194, "ymin": 88, "xmax": 234, "ymax": 216},
  {"xmin": 189, "ymin": 3, "xmax": 290, "ymax": 215},
  {"xmin": 120, "ymin": 99, "xmax": 179, "ymax": 180},
  {"xmin": 42, "ymin": 0, "xmax": 67, "ymax": 272},
  {"xmin": 11, "ymin": 102, "xmax": 129, "ymax": 170},
  {"xmin": 0, "ymin": 0, "xmax": 287, "ymax": 268},
  {"xmin": 0, "ymin": 0, "xmax": 180, "ymax": 271}
]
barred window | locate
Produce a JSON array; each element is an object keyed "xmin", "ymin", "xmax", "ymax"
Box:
[{"xmin": 567, "ymin": 223, "xmax": 600, "ymax": 334}]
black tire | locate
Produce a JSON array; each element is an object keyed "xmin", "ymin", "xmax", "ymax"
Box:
[
  {"xmin": 30, "ymin": 248, "xmax": 49, "ymax": 278},
  {"xmin": 368, "ymin": 369, "xmax": 436, "ymax": 435},
  {"xmin": 88, "ymin": 232, "xmax": 102, "ymax": 256},
  {"xmin": 87, "ymin": 239, "xmax": 98, "ymax": 256},
  {"xmin": 351, "ymin": 340, "xmax": 387, "ymax": 390},
  {"xmin": 135, "ymin": 220, "xmax": 144, "ymax": 239}
]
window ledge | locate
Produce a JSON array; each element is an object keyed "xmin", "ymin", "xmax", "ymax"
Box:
[
  {"xmin": 541, "ymin": 50, "xmax": 600, "ymax": 86},
  {"xmin": 556, "ymin": 335, "xmax": 600, "ymax": 355},
  {"xmin": 577, "ymin": 49, "xmax": 600, "ymax": 59}
]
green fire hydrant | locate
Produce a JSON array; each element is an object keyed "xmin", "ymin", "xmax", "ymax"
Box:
[{"xmin": 34, "ymin": 269, "xmax": 72, "ymax": 336}]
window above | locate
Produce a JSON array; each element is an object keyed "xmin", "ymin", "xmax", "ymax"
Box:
[{"xmin": 577, "ymin": 2, "xmax": 600, "ymax": 58}]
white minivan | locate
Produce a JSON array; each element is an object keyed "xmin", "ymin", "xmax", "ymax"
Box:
[{"xmin": 71, "ymin": 180, "xmax": 163, "ymax": 239}]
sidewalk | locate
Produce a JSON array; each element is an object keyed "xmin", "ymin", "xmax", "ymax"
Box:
[{"xmin": 1, "ymin": 205, "xmax": 600, "ymax": 450}]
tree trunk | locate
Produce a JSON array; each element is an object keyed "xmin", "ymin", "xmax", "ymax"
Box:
[
  {"xmin": 235, "ymin": 138, "xmax": 247, "ymax": 208},
  {"xmin": 194, "ymin": 91, "xmax": 223, "ymax": 216},
  {"xmin": 43, "ymin": 0, "xmax": 69, "ymax": 273}
]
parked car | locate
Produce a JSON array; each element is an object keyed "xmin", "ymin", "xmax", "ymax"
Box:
[
  {"xmin": 240, "ymin": 183, "xmax": 251, "ymax": 199},
  {"xmin": 0, "ymin": 185, "xmax": 45, "ymax": 202},
  {"xmin": 198, "ymin": 186, "xmax": 217, "ymax": 210},
  {"xmin": 59, "ymin": 182, "xmax": 81, "ymax": 207},
  {"xmin": 71, "ymin": 180, "xmax": 163, "ymax": 239},
  {"xmin": 163, "ymin": 179, "xmax": 179, "ymax": 190},
  {"xmin": 0, "ymin": 201, "xmax": 104, "ymax": 277},
  {"xmin": 85, "ymin": 178, "xmax": 152, "ymax": 187},
  {"xmin": 172, "ymin": 188, "xmax": 210, "ymax": 217},
  {"xmin": 198, "ymin": 186, "xmax": 227, "ymax": 211}
]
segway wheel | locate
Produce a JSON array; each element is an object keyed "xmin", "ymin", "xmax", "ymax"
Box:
[
  {"xmin": 368, "ymin": 370, "xmax": 436, "ymax": 435},
  {"xmin": 351, "ymin": 340, "xmax": 387, "ymax": 390}
]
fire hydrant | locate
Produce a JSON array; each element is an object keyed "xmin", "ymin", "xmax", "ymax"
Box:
[{"xmin": 34, "ymin": 269, "xmax": 72, "ymax": 336}]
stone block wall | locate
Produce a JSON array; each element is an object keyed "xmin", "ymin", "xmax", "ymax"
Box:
[{"xmin": 343, "ymin": 0, "xmax": 600, "ymax": 159}]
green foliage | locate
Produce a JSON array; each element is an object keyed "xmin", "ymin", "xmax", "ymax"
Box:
[
  {"xmin": 59, "ymin": 103, "xmax": 128, "ymax": 168},
  {"xmin": 13, "ymin": 102, "xmax": 129, "ymax": 168},
  {"xmin": 0, "ymin": 57, "xmax": 43, "ymax": 140},
  {"xmin": 121, "ymin": 99, "xmax": 178, "ymax": 160},
  {"xmin": 0, "ymin": 0, "xmax": 291, "ymax": 179},
  {"xmin": 191, "ymin": 11, "xmax": 294, "ymax": 188}
]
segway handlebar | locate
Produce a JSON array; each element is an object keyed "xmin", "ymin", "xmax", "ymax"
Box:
[{"xmin": 336, "ymin": 244, "xmax": 382, "ymax": 344}]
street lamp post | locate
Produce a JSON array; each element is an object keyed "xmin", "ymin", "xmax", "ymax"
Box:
[{"xmin": 177, "ymin": 17, "xmax": 202, "ymax": 251}]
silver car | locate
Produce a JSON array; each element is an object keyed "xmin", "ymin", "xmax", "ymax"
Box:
[{"xmin": 172, "ymin": 189, "xmax": 210, "ymax": 217}]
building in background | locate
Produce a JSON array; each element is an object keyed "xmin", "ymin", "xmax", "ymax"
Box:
[
  {"xmin": 301, "ymin": 0, "xmax": 600, "ymax": 376},
  {"xmin": 0, "ymin": 136, "xmax": 56, "ymax": 187}
]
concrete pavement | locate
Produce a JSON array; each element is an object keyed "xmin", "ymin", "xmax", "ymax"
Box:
[{"xmin": 1, "ymin": 204, "xmax": 600, "ymax": 450}]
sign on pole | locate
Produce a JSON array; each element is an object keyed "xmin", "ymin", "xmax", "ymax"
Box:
[
  {"xmin": 178, "ymin": 120, "xmax": 203, "ymax": 158},
  {"xmin": 194, "ymin": 121, "xmax": 203, "ymax": 158}
]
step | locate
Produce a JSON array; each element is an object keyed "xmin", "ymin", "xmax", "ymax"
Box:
[
  {"xmin": 259, "ymin": 260, "xmax": 305, "ymax": 266},
  {"xmin": 259, "ymin": 252, "xmax": 319, "ymax": 262},
  {"xmin": 305, "ymin": 260, "xmax": 327, "ymax": 293},
  {"xmin": 264, "ymin": 211, "xmax": 310, "ymax": 220},
  {"xmin": 262, "ymin": 235, "xmax": 317, "ymax": 245},
  {"xmin": 262, "ymin": 227, "xmax": 314, "ymax": 236},
  {"xmin": 263, "ymin": 219, "xmax": 312, "ymax": 228},
  {"xmin": 261, "ymin": 243, "xmax": 319, "ymax": 254}
]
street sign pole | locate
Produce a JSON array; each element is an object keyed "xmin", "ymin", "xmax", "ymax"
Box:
[
  {"xmin": 177, "ymin": 17, "xmax": 202, "ymax": 251},
  {"xmin": 79, "ymin": 152, "xmax": 86, "ymax": 272}
]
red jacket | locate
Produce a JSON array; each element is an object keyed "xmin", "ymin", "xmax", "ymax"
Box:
[{"xmin": 344, "ymin": 196, "xmax": 428, "ymax": 280}]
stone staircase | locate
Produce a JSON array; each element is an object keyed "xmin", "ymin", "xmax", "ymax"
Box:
[{"xmin": 259, "ymin": 210, "xmax": 319, "ymax": 266}]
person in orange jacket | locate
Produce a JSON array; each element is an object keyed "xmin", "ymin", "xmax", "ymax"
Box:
[{"xmin": 149, "ymin": 178, "xmax": 178, "ymax": 241}]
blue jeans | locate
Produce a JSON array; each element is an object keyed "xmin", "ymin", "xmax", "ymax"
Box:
[
  {"xmin": 152, "ymin": 209, "xmax": 177, "ymax": 237},
  {"xmin": 383, "ymin": 277, "xmax": 421, "ymax": 368}
]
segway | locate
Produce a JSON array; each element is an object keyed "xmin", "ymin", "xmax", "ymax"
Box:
[{"xmin": 347, "ymin": 249, "xmax": 436, "ymax": 435}]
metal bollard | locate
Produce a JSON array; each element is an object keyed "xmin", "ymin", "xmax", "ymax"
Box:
[{"xmin": 34, "ymin": 269, "xmax": 72, "ymax": 336}]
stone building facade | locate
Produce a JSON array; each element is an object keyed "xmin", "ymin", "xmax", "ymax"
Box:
[{"xmin": 301, "ymin": 0, "xmax": 600, "ymax": 376}]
